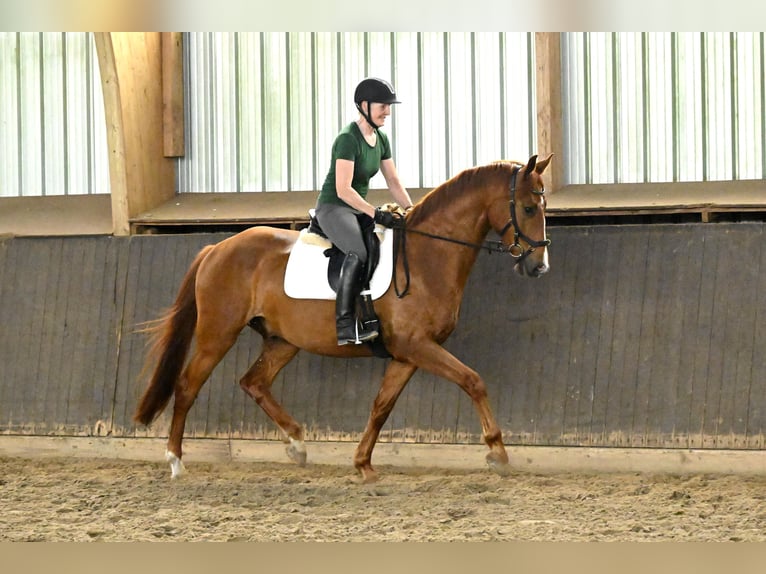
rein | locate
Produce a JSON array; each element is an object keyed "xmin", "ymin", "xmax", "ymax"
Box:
[
  {"xmin": 392, "ymin": 225, "xmax": 510, "ymax": 298},
  {"xmin": 393, "ymin": 166, "xmax": 550, "ymax": 298},
  {"xmin": 403, "ymin": 227, "xmax": 512, "ymax": 254}
]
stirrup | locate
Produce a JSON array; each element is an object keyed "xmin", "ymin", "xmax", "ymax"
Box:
[{"xmin": 338, "ymin": 319, "xmax": 378, "ymax": 346}]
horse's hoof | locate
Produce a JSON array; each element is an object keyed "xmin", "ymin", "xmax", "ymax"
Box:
[
  {"xmin": 165, "ymin": 450, "xmax": 187, "ymax": 479},
  {"xmin": 487, "ymin": 461, "xmax": 513, "ymax": 477},
  {"xmin": 285, "ymin": 438, "xmax": 307, "ymax": 467},
  {"xmin": 357, "ymin": 467, "xmax": 379, "ymax": 484},
  {"xmin": 486, "ymin": 452, "xmax": 512, "ymax": 477}
]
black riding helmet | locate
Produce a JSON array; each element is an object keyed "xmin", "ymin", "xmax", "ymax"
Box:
[{"xmin": 354, "ymin": 77, "xmax": 400, "ymax": 130}]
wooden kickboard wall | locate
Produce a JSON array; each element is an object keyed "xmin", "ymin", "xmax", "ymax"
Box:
[{"xmin": 0, "ymin": 223, "xmax": 764, "ymax": 449}]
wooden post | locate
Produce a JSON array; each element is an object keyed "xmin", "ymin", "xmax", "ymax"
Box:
[
  {"xmin": 93, "ymin": 33, "xmax": 130, "ymax": 236},
  {"xmin": 94, "ymin": 33, "xmax": 176, "ymax": 236},
  {"xmin": 535, "ymin": 33, "xmax": 564, "ymax": 192},
  {"xmin": 162, "ymin": 32, "xmax": 185, "ymax": 157}
]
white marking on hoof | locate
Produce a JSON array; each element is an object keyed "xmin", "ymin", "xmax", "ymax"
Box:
[
  {"xmin": 486, "ymin": 458, "xmax": 512, "ymax": 477},
  {"xmin": 165, "ymin": 450, "xmax": 186, "ymax": 479},
  {"xmin": 285, "ymin": 438, "xmax": 307, "ymax": 467}
]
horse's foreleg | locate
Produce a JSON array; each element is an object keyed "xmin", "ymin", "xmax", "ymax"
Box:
[
  {"xmin": 354, "ymin": 360, "xmax": 418, "ymax": 483},
  {"xmin": 403, "ymin": 339, "xmax": 512, "ymax": 477},
  {"xmin": 238, "ymin": 337, "xmax": 304, "ymax": 465}
]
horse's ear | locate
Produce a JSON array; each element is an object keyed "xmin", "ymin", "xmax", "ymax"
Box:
[
  {"xmin": 534, "ymin": 153, "xmax": 554, "ymax": 175},
  {"xmin": 523, "ymin": 155, "xmax": 538, "ymax": 179}
]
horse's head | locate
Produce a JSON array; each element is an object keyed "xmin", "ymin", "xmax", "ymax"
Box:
[{"xmin": 490, "ymin": 154, "xmax": 553, "ymax": 278}]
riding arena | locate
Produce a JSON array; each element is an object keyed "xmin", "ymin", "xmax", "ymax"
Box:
[{"xmin": 1, "ymin": 32, "xmax": 765, "ymax": 543}]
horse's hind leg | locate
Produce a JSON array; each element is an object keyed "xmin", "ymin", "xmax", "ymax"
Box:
[
  {"xmin": 354, "ymin": 360, "xmax": 418, "ymax": 483},
  {"xmin": 166, "ymin": 331, "xmax": 240, "ymax": 478},
  {"xmin": 238, "ymin": 337, "xmax": 305, "ymax": 465}
]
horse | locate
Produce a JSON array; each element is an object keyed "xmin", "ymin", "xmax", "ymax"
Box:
[{"xmin": 134, "ymin": 153, "xmax": 553, "ymax": 483}]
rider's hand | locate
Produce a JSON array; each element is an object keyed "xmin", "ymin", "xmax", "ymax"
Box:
[{"xmin": 373, "ymin": 207, "xmax": 397, "ymax": 228}]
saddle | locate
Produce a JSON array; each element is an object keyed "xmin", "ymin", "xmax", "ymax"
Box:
[
  {"xmin": 284, "ymin": 210, "xmax": 393, "ymax": 358},
  {"xmin": 307, "ymin": 212, "xmax": 389, "ymax": 357},
  {"xmin": 307, "ymin": 211, "xmax": 381, "ymax": 293}
]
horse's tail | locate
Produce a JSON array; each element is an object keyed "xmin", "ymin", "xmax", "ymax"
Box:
[{"xmin": 133, "ymin": 244, "xmax": 214, "ymax": 426}]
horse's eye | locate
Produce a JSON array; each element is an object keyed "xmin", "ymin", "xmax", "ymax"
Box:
[{"xmin": 524, "ymin": 206, "xmax": 536, "ymax": 216}]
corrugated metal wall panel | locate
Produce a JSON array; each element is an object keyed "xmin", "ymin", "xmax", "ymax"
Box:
[
  {"xmin": 391, "ymin": 33, "xmax": 420, "ymax": 187},
  {"xmin": 313, "ymin": 34, "xmax": 341, "ymax": 191},
  {"xmin": 42, "ymin": 34, "xmax": 66, "ymax": 195},
  {"xmin": 4, "ymin": 33, "xmax": 764, "ymax": 198},
  {"xmin": 446, "ymin": 33, "xmax": 475, "ymax": 173},
  {"xmin": 18, "ymin": 33, "xmax": 43, "ymax": 196},
  {"xmin": 288, "ymin": 32, "xmax": 316, "ymax": 193},
  {"xmin": 261, "ymin": 33, "xmax": 289, "ymax": 192},
  {"xmin": 0, "ymin": 32, "xmax": 109, "ymax": 197},
  {"xmin": 563, "ymin": 32, "xmax": 765, "ymax": 185},
  {"xmin": 735, "ymin": 32, "xmax": 764, "ymax": 180},
  {"xmin": 177, "ymin": 32, "xmax": 535, "ymax": 193},
  {"xmin": 180, "ymin": 32, "xmax": 240, "ymax": 193},
  {"xmin": 419, "ymin": 32, "xmax": 449, "ymax": 187},
  {"xmin": 0, "ymin": 33, "xmax": 20, "ymax": 195},
  {"xmin": 589, "ymin": 32, "xmax": 617, "ymax": 182},
  {"xmin": 705, "ymin": 32, "xmax": 735, "ymax": 181},
  {"xmin": 646, "ymin": 33, "xmax": 674, "ymax": 183},
  {"xmin": 237, "ymin": 32, "xmax": 263, "ymax": 193},
  {"xmin": 502, "ymin": 32, "xmax": 536, "ymax": 161},
  {"xmin": 561, "ymin": 33, "xmax": 585, "ymax": 185},
  {"xmin": 676, "ymin": 33, "xmax": 705, "ymax": 182}
]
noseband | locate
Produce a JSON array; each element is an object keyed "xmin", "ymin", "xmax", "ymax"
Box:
[{"xmin": 497, "ymin": 167, "xmax": 551, "ymax": 265}]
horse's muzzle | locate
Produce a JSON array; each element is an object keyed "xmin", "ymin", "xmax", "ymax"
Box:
[{"xmin": 515, "ymin": 259, "xmax": 549, "ymax": 278}]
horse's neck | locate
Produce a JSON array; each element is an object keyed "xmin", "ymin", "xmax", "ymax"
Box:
[
  {"xmin": 413, "ymin": 177, "xmax": 494, "ymax": 246},
  {"xmin": 407, "ymin": 177, "xmax": 495, "ymax": 284}
]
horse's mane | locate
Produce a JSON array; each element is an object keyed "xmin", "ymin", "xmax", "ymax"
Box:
[{"xmin": 407, "ymin": 160, "xmax": 523, "ymax": 226}]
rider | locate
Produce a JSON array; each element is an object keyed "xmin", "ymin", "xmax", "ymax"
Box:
[{"xmin": 315, "ymin": 77, "xmax": 414, "ymax": 346}]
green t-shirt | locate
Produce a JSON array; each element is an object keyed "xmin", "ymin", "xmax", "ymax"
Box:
[{"xmin": 318, "ymin": 122, "xmax": 392, "ymax": 206}]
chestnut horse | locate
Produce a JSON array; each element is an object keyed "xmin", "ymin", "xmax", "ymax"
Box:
[{"xmin": 134, "ymin": 154, "xmax": 553, "ymax": 482}]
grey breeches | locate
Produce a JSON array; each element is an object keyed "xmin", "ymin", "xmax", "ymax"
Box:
[{"xmin": 314, "ymin": 202, "xmax": 368, "ymax": 264}]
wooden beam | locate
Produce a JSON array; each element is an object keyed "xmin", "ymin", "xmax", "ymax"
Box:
[
  {"xmin": 535, "ymin": 32, "xmax": 564, "ymax": 193},
  {"xmin": 162, "ymin": 32, "xmax": 185, "ymax": 157},
  {"xmin": 93, "ymin": 33, "xmax": 130, "ymax": 236},
  {"xmin": 93, "ymin": 33, "xmax": 176, "ymax": 236}
]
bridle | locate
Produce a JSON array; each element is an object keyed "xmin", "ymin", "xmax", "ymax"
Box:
[
  {"xmin": 496, "ymin": 166, "xmax": 551, "ymax": 266},
  {"xmin": 393, "ymin": 166, "xmax": 550, "ymax": 297}
]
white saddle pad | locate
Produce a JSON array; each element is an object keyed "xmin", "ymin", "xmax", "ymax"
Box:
[{"xmin": 284, "ymin": 227, "xmax": 394, "ymax": 300}]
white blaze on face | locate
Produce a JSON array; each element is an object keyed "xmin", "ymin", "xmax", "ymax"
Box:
[{"xmin": 541, "ymin": 215, "xmax": 550, "ymax": 271}]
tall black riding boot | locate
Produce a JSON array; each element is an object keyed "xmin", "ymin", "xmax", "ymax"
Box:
[{"xmin": 336, "ymin": 252, "xmax": 378, "ymax": 345}]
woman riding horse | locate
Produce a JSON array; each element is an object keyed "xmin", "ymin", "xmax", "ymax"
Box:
[
  {"xmin": 314, "ymin": 77, "xmax": 414, "ymax": 345},
  {"xmin": 133, "ymin": 125, "xmax": 554, "ymax": 482}
]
